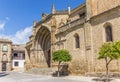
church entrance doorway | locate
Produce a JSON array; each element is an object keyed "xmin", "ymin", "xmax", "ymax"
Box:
[{"xmin": 48, "ymin": 49, "xmax": 51, "ymax": 67}]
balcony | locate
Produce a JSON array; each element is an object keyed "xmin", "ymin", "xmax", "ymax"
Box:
[
  {"xmin": 57, "ymin": 17, "xmax": 85, "ymax": 34},
  {"xmin": 57, "ymin": 17, "xmax": 86, "ymax": 34},
  {"xmin": 12, "ymin": 57, "xmax": 25, "ymax": 60}
]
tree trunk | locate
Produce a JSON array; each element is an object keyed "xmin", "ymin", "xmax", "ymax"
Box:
[
  {"xmin": 105, "ymin": 58, "xmax": 109, "ymax": 82},
  {"xmin": 57, "ymin": 61, "xmax": 61, "ymax": 77},
  {"xmin": 106, "ymin": 64, "xmax": 109, "ymax": 82}
]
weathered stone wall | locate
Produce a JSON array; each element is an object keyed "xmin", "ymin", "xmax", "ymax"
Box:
[{"xmin": 65, "ymin": 25, "xmax": 85, "ymax": 60}]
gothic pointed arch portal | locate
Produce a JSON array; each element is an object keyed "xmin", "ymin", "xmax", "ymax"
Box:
[{"xmin": 34, "ymin": 24, "xmax": 51, "ymax": 67}]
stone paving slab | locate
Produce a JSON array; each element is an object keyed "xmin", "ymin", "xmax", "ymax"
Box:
[
  {"xmin": 65, "ymin": 76, "xmax": 120, "ymax": 82},
  {"xmin": 0, "ymin": 71, "xmax": 120, "ymax": 82}
]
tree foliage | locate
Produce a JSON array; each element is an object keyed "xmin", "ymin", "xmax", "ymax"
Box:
[
  {"xmin": 53, "ymin": 49, "xmax": 72, "ymax": 62},
  {"xmin": 98, "ymin": 41, "xmax": 120, "ymax": 60}
]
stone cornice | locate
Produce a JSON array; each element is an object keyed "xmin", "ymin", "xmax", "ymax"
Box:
[
  {"xmin": 70, "ymin": 3, "xmax": 86, "ymax": 15},
  {"xmin": 90, "ymin": 5, "xmax": 120, "ymax": 20},
  {"xmin": 55, "ymin": 39, "xmax": 66, "ymax": 45}
]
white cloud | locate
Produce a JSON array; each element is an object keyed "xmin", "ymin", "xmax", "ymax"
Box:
[
  {"xmin": 0, "ymin": 26, "xmax": 33, "ymax": 44},
  {"xmin": 0, "ymin": 17, "xmax": 10, "ymax": 31},
  {"xmin": 0, "ymin": 17, "xmax": 33, "ymax": 44},
  {"xmin": 0, "ymin": 22, "xmax": 5, "ymax": 30}
]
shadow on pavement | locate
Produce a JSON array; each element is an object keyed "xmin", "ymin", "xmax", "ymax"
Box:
[
  {"xmin": 52, "ymin": 71, "xmax": 69, "ymax": 77},
  {"xmin": 0, "ymin": 72, "xmax": 9, "ymax": 77},
  {"xmin": 92, "ymin": 77, "xmax": 113, "ymax": 82}
]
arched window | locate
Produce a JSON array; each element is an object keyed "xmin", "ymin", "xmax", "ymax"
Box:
[
  {"xmin": 2, "ymin": 44, "xmax": 8, "ymax": 52},
  {"xmin": 74, "ymin": 34, "xmax": 80, "ymax": 48},
  {"xmin": 105, "ymin": 26, "xmax": 113, "ymax": 42}
]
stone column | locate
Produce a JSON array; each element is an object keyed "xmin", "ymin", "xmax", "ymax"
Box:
[
  {"xmin": 30, "ymin": 49, "xmax": 35, "ymax": 64},
  {"xmin": 25, "ymin": 48, "xmax": 30, "ymax": 64},
  {"xmin": 84, "ymin": 21, "xmax": 94, "ymax": 73},
  {"xmin": 25, "ymin": 48, "xmax": 31, "ymax": 70},
  {"xmin": 51, "ymin": 26, "xmax": 56, "ymax": 67},
  {"xmin": 7, "ymin": 62, "xmax": 11, "ymax": 71},
  {"xmin": 86, "ymin": 0, "xmax": 92, "ymax": 20}
]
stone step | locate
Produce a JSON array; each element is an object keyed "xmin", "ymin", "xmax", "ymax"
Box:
[
  {"xmin": 26, "ymin": 67, "xmax": 69, "ymax": 76},
  {"xmin": 0, "ymin": 72, "xmax": 9, "ymax": 77},
  {"xmin": 26, "ymin": 68, "xmax": 56, "ymax": 75}
]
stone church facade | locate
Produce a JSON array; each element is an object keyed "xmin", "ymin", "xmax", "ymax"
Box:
[{"xmin": 25, "ymin": 0, "xmax": 120, "ymax": 74}]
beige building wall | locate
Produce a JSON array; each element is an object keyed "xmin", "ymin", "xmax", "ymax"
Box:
[{"xmin": 0, "ymin": 39, "xmax": 12, "ymax": 71}]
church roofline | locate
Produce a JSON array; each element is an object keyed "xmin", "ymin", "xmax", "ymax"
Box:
[
  {"xmin": 34, "ymin": 11, "xmax": 68, "ymax": 28},
  {"xmin": 34, "ymin": 14, "xmax": 52, "ymax": 28},
  {"xmin": 70, "ymin": 3, "xmax": 86, "ymax": 15},
  {"xmin": 34, "ymin": 3, "xmax": 86, "ymax": 28},
  {"xmin": 55, "ymin": 10, "xmax": 68, "ymax": 14},
  {"xmin": 0, "ymin": 38, "xmax": 12, "ymax": 43}
]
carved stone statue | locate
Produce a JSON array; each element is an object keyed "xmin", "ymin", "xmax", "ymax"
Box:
[{"xmin": 51, "ymin": 17, "xmax": 56, "ymax": 27}]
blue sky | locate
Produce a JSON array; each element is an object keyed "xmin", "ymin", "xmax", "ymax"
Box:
[{"xmin": 0, "ymin": 0, "xmax": 85, "ymax": 44}]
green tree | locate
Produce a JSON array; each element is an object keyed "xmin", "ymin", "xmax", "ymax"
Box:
[
  {"xmin": 52, "ymin": 49, "xmax": 72, "ymax": 77},
  {"xmin": 98, "ymin": 41, "xmax": 120, "ymax": 82}
]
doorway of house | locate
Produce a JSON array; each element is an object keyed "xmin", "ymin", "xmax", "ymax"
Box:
[
  {"xmin": 48, "ymin": 49, "xmax": 51, "ymax": 67},
  {"xmin": 2, "ymin": 63, "xmax": 7, "ymax": 71}
]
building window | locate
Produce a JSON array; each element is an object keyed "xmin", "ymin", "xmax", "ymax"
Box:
[
  {"xmin": 14, "ymin": 53, "xmax": 18, "ymax": 57},
  {"xmin": 14, "ymin": 62, "xmax": 18, "ymax": 66},
  {"xmin": 105, "ymin": 26, "xmax": 113, "ymax": 42},
  {"xmin": 2, "ymin": 44, "xmax": 8, "ymax": 52},
  {"xmin": 74, "ymin": 34, "xmax": 80, "ymax": 48}
]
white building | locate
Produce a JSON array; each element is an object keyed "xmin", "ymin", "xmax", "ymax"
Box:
[{"xmin": 12, "ymin": 44, "xmax": 25, "ymax": 70}]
